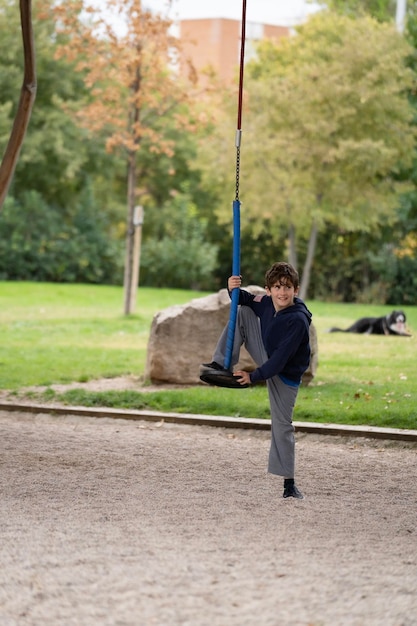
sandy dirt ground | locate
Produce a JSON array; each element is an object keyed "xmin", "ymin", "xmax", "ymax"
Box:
[{"xmin": 0, "ymin": 401, "xmax": 416, "ymax": 626}]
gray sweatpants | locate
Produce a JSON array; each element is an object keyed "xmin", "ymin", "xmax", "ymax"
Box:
[{"xmin": 212, "ymin": 306, "xmax": 298, "ymax": 477}]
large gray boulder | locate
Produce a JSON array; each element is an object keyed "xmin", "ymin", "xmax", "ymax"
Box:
[{"xmin": 145, "ymin": 287, "xmax": 318, "ymax": 386}]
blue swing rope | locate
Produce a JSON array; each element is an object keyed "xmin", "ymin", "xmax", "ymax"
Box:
[{"xmin": 224, "ymin": 0, "xmax": 247, "ymax": 371}]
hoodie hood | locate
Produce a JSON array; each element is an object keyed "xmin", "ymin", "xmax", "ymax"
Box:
[{"xmin": 282, "ymin": 296, "xmax": 312, "ymax": 325}]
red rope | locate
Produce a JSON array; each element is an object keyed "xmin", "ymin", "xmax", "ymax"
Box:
[{"xmin": 237, "ymin": 0, "xmax": 247, "ymax": 131}]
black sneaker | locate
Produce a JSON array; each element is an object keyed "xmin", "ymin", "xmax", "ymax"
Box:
[
  {"xmin": 201, "ymin": 361, "xmax": 225, "ymax": 371},
  {"xmin": 283, "ymin": 484, "xmax": 304, "ymax": 499}
]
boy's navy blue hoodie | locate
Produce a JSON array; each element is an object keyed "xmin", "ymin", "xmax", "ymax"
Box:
[{"xmin": 233, "ymin": 289, "xmax": 312, "ymax": 385}]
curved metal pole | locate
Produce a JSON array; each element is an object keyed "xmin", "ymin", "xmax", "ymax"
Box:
[{"xmin": 0, "ymin": 0, "xmax": 37, "ymax": 211}]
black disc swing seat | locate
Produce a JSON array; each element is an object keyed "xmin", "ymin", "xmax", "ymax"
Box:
[
  {"xmin": 199, "ymin": 365, "xmax": 249, "ymax": 389},
  {"xmin": 199, "ymin": 0, "xmax": 248, "ymax": 390}
]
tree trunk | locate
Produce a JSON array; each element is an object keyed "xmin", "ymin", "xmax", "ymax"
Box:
[
  {"xmin": 288, "ymin": 222, "xmax": 297, "ymax": 269},
  {"xmin": 299, "ymin": 220, "xmax": 318, "ymax": 301},
  {"xmin": 0, "ymin": 0, "xmax": 36, "ymax": 210}
]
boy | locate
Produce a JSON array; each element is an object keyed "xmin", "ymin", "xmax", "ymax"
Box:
[{"xmin": 202, "ymin": 262, "xmax": 312, "ymax": 499}]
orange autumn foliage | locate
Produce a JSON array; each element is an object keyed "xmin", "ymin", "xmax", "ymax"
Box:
[{"xmin": 39, "ymin": 0, "xmax": 197, "ymax": 157}]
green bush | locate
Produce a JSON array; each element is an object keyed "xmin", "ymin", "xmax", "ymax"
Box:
[
  {"xmin": 140, "ymin": 192, "xmax": 218, "ymax": 290},
  {"xmin": 0, "ymin": 191, "xmax": 123, "ymax": 284},
  {"xmin": 386, "ymin": 255, "xmax": 417, "ymax": 304}
]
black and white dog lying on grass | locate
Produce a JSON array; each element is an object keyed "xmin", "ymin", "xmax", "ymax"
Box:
[{"xmin": 329, "ymin": 310, "xmax": 411, "ymax": 336}]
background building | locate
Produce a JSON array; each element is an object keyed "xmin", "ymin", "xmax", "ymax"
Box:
[{"xmin": 179, "ymin": 18, "xmax": 289, "ymax": 83}]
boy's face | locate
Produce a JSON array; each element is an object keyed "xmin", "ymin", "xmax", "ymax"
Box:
[{"xmin": 265, "ymin": 278, "xmax": 298, "ymax": 312}]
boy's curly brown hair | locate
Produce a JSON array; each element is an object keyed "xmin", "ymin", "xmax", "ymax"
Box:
[{"xmin": 264, "ymin": 262, "xmax": 299, "ymax": 290}]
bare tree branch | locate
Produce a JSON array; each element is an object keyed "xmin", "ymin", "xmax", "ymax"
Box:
[{"xmin": 0, "ymin": 0, "xmax": 37, "ymax": 211}]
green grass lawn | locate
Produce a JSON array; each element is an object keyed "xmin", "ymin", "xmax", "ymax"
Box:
[
  {"xmin": 0, "ymin": 282, "xmax": 202, "ymax": 387},
  {"xmin": 1, "ymin": 282, "xmax": 416, "ymax": 430}
]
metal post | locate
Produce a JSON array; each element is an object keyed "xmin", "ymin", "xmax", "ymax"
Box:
[
  {"xmin": 128, "ymin": 205, "xmax": 144, "ymax": 314},
  {"xmin": 396, "ymin": 0, "xmax": 407, "ymax": 33}
]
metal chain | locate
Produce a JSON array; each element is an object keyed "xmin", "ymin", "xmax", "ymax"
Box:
[{"xmin": 235, "ymin": 147, "xmax": 240, "ymax": 201}]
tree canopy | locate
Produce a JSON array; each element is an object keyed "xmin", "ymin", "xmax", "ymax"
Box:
[
  {"xmin": 2, "ymin": 0, "xmax": 417, "ymax": 303},
  {"xmin": 317, "ymin": 0, "xmax": 397, "ymax": 22},
  {"xmin": 199, "ymin": 11, "xmax": 416, "ymax": 297},
  {"xmin": 37, "ymin": 0, "xmax": 212, "ymax": 311}
]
